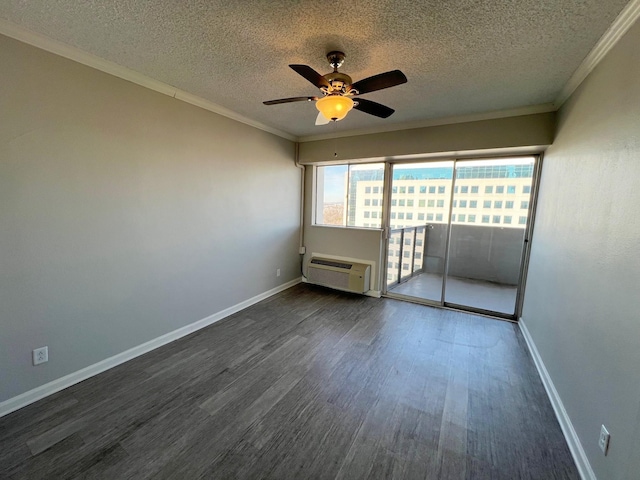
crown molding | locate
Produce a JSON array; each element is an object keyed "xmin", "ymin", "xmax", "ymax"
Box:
[
  {"xmin": 0, "ymin": 19, "xmax": 296, "ymax": 142},
  {"xmin": 555, "ymin": 0, "xmax": 640, "ymax": 108},
  {"xmin": 297, "ymin": 103, "xmax": 556, "ymax": 143}
]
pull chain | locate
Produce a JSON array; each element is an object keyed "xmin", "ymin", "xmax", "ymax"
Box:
[{"xmin": 333, "ymin": 120, "xmax": 338, "ymax": 158}]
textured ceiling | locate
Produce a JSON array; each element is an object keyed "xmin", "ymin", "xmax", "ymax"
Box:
[{"xmin": 0, "ymin": 0, "xmax": 631, "ymax": 138}]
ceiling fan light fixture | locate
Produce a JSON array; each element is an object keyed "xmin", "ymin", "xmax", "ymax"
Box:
[{"xmin": 316, "ymin": 95, "xmax": 354, "ymax": 122}]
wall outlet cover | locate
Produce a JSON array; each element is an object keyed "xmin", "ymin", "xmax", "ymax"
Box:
[
  {"xmin": 33, "ymin": 346, "xmax": 49, "ymax": 366},
  {"xmin": 598, "ymin": 424, "xmax": 610, "ymax": 455}
]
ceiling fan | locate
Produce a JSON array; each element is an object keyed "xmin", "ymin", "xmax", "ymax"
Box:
[{"xmin": 263, "ymin": 51, "xmax": 407, "ymax": 125}]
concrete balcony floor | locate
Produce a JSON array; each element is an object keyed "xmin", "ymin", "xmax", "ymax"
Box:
[{"xmin": 388, "ymin": 272, "xmax": 518, "ymax": 315}]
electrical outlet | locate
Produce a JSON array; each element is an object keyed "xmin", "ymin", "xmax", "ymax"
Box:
[
  {"xmin": 33, "ymin": 346, "xmax": 48, "ymax": 366},
  {"xmin": 599, "ymin": 425, "xmax": 610, "ymax": 455},
  {"xmin": 276, "ymin": 268, "xmax": 281, "ymax": 277}
]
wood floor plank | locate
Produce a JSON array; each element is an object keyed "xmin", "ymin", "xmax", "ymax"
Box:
[{"xmin": 0, "ymin": 284, "xmax": 580, "ymax": 479}]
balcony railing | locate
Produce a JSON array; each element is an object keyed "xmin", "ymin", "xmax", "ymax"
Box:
[{"xmin": 386, "ymin": 225, "xmax": 432, "ymax": 288}]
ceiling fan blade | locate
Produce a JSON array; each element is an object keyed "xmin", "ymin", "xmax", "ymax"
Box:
[
  {"xmin": 263, "ymin": 96, "xmax": 318, "ymax": 105},
  {"xmin": 315, "ymin": 112, "xmax": 330, "ymax": 125},
  {"xmin": 289, "ymin": 65, "xmax": 331, "ymax": 89},
  {"xmin": 351, "ymin": 70, "xmax": 407, "ymax": 95},
  {"xmin": 354, "ymin": 98, "xmax": 395, "ymax": 118}
]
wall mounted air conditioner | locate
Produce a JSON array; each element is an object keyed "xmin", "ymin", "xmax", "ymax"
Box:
[{"xmin": 307, "ymin": 257, "xmax": 371, "ymax": 294}]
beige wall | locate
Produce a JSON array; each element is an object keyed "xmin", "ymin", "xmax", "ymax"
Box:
[
  {"xmin": 0, "ymin": 35, "xmax": 300, "ymax": 403},
  {"xmin": 298, "ymin": 112, "xmax": 554, "ymax": 164},
  {"xmin": 522, "ymin": 19, "xmax": 640, "ymax": 480}
]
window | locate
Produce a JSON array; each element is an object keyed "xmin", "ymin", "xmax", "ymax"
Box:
[
  {"xmin": 315, "ymin": 163, "xmax": 384, "ymax": 227},
  {"xmin": 493, "ymin": 215, "xmax": 501, "ymax": 224},
  {"xmin": 470, "ymin": 200, "xmax": 477, "ymax": 208},
  {"xmin": 398, "ymin": 212, "xmax": 405, "ymax": 219},
  {"xmin": 427, "ymin": 213, "xmax": 434, "ymax": 221},
  {"xmin": 399, "ymin": 199, "xmax": 406, "ymax": 207},
  {"xmin": 364, "ymin": 199, "xmax": 371, "ymax": 206},
  {"xmin": 392, "ymin": 186, "xmax": 398, "ymax": 194},
  {"xmin": 506, "ymin": 201, "xmax": 514, "ymax": 209},
  {"xmin": 427, "ymin": 200, "xmax": 435, "ymax": 207},
  {"xmin": 507, "ymin": 185, "xmax": 516, "ymax": 194},
  {"xmin": 452, "ymin": 214, "xmax": 456, "ymax": 221},
  {"xmin": 416, "ymin": 239, "xmax": 423, "ymax": 246},
  {"xmin": 504, "ymin": 216, "xmax": 512, "ymax": 224},
  {"xmin": 390, "ymin": 212, "xmax": 396, "ymax": 219},
  {"xmin": 418, "ymin": 213, "xmax": 425, "ymax": 220},
  {"xmin": 523, "ymin": 185, "xmax": 531, "ymax": 194},
  {"xmin": 408, "ymin": 186, "xmax": 415, "ymax": 194},
  {"xmin": 406, "ymin": 213, "xmax": 413, "ymax": 220},
  {"xmin": 436, "ymin": 214, "xmax": 443, "ymax": 221},
  {"xmin": 415, "ymin": 252, "xmax": 422, "ymax": 259},
  {"xmin": 485, "ymin": 186, "xmax": 493, "ymax": 194},
  {"xmin": 460, "ymin": 200, "xmax": 467, "ymax": 208},
  {"xmin": 454, "ymin": 186, "xmax": 459, "ymax": 193},
  {"xmin": 468, "ymin": 214, "xmax": 476, "ymax": 222},
  {"xmin": 407, "ymin": 199, "xmax": 414, "ymax": 207},
  {"xmin": 482, "ymin": 215, "xmax": 490, "ymax": 223},
  {"xmin": 438, "ymin": 186, "xmax": 446, "ymax": 194},
  {"xmin": 403, "ymin": 251, "xmax": 411, "ymax": 258},
  {"xmin": 494, "ymin": 201, "xmax": 502, "ymax": 209},
  {"xmin": 419, "ymin": 199, "xmax": 426, "ymax": 208},
  {"xmin": 403, "ymin": 263, "xmax": 410, "ymax": 271},
  {"xmin": 519, "ymin": 216, "xmax": 527, "ymax": 225},
  {"xmin": 391, "ymin": 199, "xmax": 397, "ymax": 206},
  {"xmin": 461, "ymin": 186, "xmax": 469, "ymax": 194},
  {"xmin": 521, "ymin": 201, "xmax": 529, "ymax": 209},
  {"xmin": 458, "ymin": 214, "xmax": 466, "ymax": 222},
  {"xmin": 419, "ymin": 186, "xmax": 426, "ymax": 194},
  {"xmin": 496, "ymin": 186, "xmax": 504, "ymax": 194},
  {"xmin": 399, "ymin": 186, "xmax": 406, "ymax": 194},
  {"xmin": 428, "ymin": 186, "xmax": 436, "ymax": 194},
  {"xmin": 364, "ymin": 212, "xmax": 370, "ymax": 218},
  {"xmin": 437, "ymin": 200, "xmax": 444, "ymax": 208},
  {"xmin": 483, "ymin": 200, "xmax": 491, "ymax": 208},
  {"xmin": 471, "ymin": 186, "xmax": 479, "ymax": 194},
  {"xmin": 453, "ymin": 200, "xmax": 457, "ymax": 208}
]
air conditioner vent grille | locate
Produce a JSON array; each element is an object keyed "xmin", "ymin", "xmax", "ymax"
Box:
[{"xmin": 310, "ymin": 258, "xmax": 352, "ymax": 269}]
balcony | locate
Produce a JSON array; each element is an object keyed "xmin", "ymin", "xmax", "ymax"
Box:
[{"xmin": 386, "ymin": 224, "xmax": 525, "ymax": 315}]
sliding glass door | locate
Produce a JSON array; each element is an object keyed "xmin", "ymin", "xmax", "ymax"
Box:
[
  {"xmin": 385, "ymin": 162, "xmax": 453, "ymax": 303},
  {"xmin": 384, "ymin": 156, "xmax": 539, "ymax": 318}
]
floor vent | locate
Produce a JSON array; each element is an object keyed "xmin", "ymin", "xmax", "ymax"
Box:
[{"xmin": 307, "ymin": 257, "xmax": 371, "ymax": 294}]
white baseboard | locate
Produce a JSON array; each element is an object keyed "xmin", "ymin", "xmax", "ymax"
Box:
[
  {"xmin": 519, "ymin": 319, "xmax": 596, "ymax": 480},
  {"xmin": 364, "ymin": 290, "xmax": 382, "ymax": 298},
  {"xmin": 0, "ymin": 278, "xmax": 301, "ymax": 418}
]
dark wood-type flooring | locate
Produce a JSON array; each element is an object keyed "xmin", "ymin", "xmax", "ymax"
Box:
[{"xmin": 0, "ymin": 284, "xmax": 579, "ymax": 479}]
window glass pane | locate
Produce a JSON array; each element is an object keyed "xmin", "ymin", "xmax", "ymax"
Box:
[
  {"xmin": 349, "ymin": 163, "xmax": 385, "ymax": 228},
  {"xmin": 315, "ymin": 165, "xmax": 347, "ymax": 226},
  {"xmin": 315, "ymin": 163, "xmax": 385, "ymax": 228},
  {"xmin": 461, "ymin": 186, "xmax": 469, "ymax": 194},
  {"xmin": 471, "ymin": 186, "xmax": 479, "ymax": 193},
  {"xmin": 485, "ymin": 186, "xmax": 493, "ymax": 194}
]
